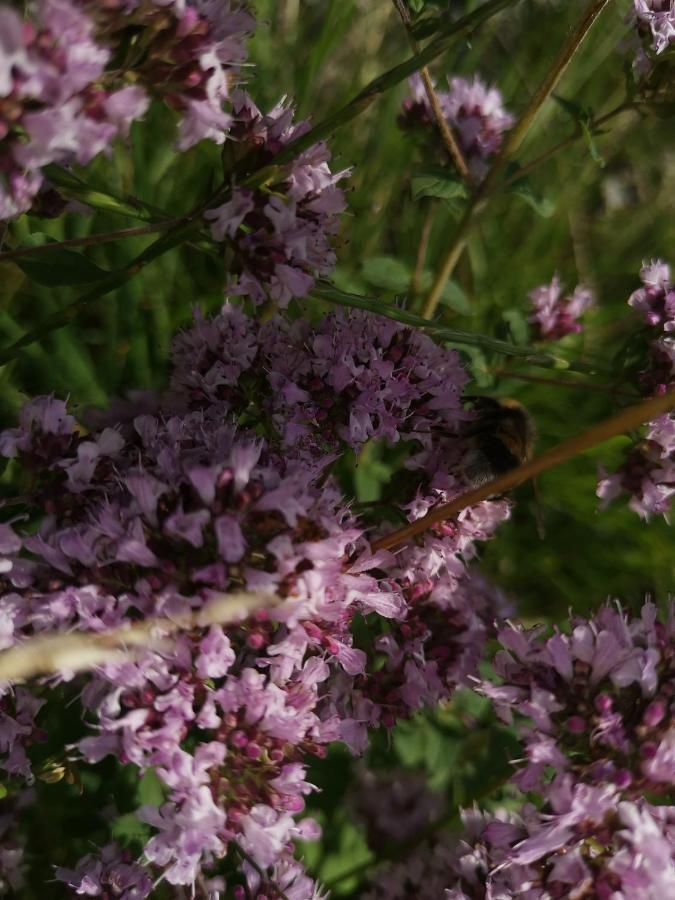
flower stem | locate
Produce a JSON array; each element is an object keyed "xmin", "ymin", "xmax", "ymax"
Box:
[
  {"xmin": 410, "ymin": 203, "xmax": 436, "ymax": 296},
  {"xmin": 312, "ymin": 282, "xmax": 605, "ymax": 374},
  {"xmin": 392, "ymin": 0, "xmax": 471, "ymax": 183},
  {"xmin": 0, "ymin": 220, "xmax": 183, "ymax": 262},
  {"xmin": 371, "ymin": 389, "xmax": 675, "ymax": 552},
  {"xmin": 232, "ymin": 841, "xmax": 291, "ymax": 900},
  {"xmin": 494, "ymin": 368, "xmax": 639, "ymax": 399},
  {"xmin": 421, "ymin": 0, "xmax": 616, "ymax": 320},
  {"xmin": 223, "ymin": 0, "xmax": 518, "ymax": 198},
  {"xmin": 502, "ymin": 102, "xmax": 635, "ymax": 187}
]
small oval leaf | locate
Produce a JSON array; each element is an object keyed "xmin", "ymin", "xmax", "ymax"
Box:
[{"xmin": 411, "ymin": 166, "xmax": 468, "ymax": 202}]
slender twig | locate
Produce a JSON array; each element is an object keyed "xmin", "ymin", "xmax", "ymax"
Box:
[
  {"xmin": 392, "ymin": 0, "xmax": 471, "ymax": 182},
  {"xmin": 312, "ymin": 282, "xmax": 607, "ymax": 374},
  {"xmin": 0, "ymin": 591, "xmax": 274, "ymax": 682},
  {"xmin": 232, "ymin": 841, "xmax": 291, "ymax": 900},
  {"xmin": 494, "ymin": 368, "xmax": 639, "ymax": 399},
  {"xmin": 422, "ymin": 0, "xmax": 616, "ymax": 319},
  {"xmin": 502, "ymin": 102, "xmax": 635, "ymax": 188},
  {"xmin": 213, "ymin": 0, "xmax": 518, "ymax": 203},
  {"xmin": 410, "ymin": 203, "xmax": 436, "ymax": 295},
  {"xmin": 44, "ymin": 164, "xmax": 168, "ymax": 224},
  {"xmin": 371, "ymin": 389, "xmax": 675, "ymax": 552},
  {"xmin": 0, "ymin": 220, "xmax": 183, "ymax": 262}
]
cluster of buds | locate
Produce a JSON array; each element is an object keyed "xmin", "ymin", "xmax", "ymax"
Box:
[
  {"xmin": 527, "ymin": 274, "xmax": 594, "ymax": 341},
  {"xmin": 205, "ymin": 92, "xmax": 350, "ymax": 305},
  {"xmin": 365, "ymin": 600, "xmax": 675, "ymax": 899},
  {"xmin": 0, "ymin": 0, "xmax": 253, "ymax": 220},
  {"xmin": 598, "ymin": 260, "xmax": 675, "ymax": 518},
  {"xmin": 399, "ymin": 73, "xmax": 514, "ymax": 180}
]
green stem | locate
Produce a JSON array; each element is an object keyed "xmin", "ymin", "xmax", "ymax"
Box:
[
  {"xmin": 502, "ymin": 101, "xmax": 635, "ymax": 187},
  {"xmin": 372, "ymin": 389, "xmax": 675, "ymax": 553},
  {"xmin": 44, "ymin": 165, "xmax": 166, "ymax": 223},
  {"xmin": 0, "ymin": 220, "xmax": 183, "ymax": 262},
  {"xmin": 422, "ymin": 0, "xmax": 616, "ymax": 319},
  {"xmin": 495, "ymin": 367, "xmax": 639, "ymax": 398},
  {"xmin": 232, "ymin": 841, "xmax": 291, "ymax": 900},
  {"xmin": 311, "ymin": 282, "xmax": 605, "ymax": 374},
  {"xmin": 213, "ymin": 0, "xmax": 519, "ymax": 201},
  {"xmin": 392, "ymin": 0, "xmax": 471, "ymax": 183}
]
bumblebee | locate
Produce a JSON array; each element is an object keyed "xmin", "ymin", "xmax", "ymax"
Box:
[{"xmin": 459, "ymin": 397, "xmax": 536, "ymax": 488}]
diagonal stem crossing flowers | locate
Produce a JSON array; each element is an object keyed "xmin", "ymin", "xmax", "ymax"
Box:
[{"xmin": 422, "ymin": 0, "xmax": 617, "ymax": 319}]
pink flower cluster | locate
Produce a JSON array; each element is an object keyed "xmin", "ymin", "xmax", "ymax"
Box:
[
  {"xmin": 80, "ymin": 0, "xmax": 255, "ymax": 151},
  {"xmin": 205, "ymin": 93, "xmax": 350, "ymax": 305},
  {"xmin": 633, "ymin": 0, "xmax": 675, "ymax": 55},
  {"xmin": 628, "ymin": 259, "xmax": 675, "ymax": 330},
  {"xmin": 527, "ymin": 274, "xmax": 594, "ymax": 341},
  {"xmin": 400, "ymin": 73, "xmax": 514, "ymax": 180},
  {"xmin": 364, "ymin": 600, "xmax": 675, "ymax": 899},
  {"xmin": 0, "ymin": 0, "xmax": 253, "ymax": 220},
  {"xmin": 169, "ymin": 304, "xmax": 469, "ymax": 463},
  {"xmin": 0, "ymin": 306, "xmax": 509, "ymax": 894},
  {"xmin": 598, "ymin": 259, "xmax": 675, "ymax": 518}
]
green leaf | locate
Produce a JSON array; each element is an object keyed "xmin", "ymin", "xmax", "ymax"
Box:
[
  {"xmin": 411, "ymin": 166, "xmax": 468, "ymax": 202},
  {"xmin": 136, "ymin": 767, "xmax": 165, "ymax": 807},
  {"xmin": 111, "ymin": 812, "xmax": 150, "ymax": 845},
  {"xmin": 405, "ymin": 0, "xmax": 426, "ymax": 14},
  {"xmin": 362, "ymin": 256, "xmax": 411, "ymax": 292},
  {"xmin": 393, "ymin": 717, "xmax": 427, "ymax": 767},
  {"xmin": 553, "ymin": 93, "xmax": 592, "ymax": 126},
  {"xmin": 505, "ymin": 179, "xmax": 555, "ymax": 218},
  {"xmin": 457, "ymin": 345, "xmax": 493, "ymax": 388},
  {"xmin": 552, "ymin": 95, "xmax": 604, "ymax": 167},
  {"xmin": 580, "ymin": 121, "xmax": 606, "ymax": 167},
  {"xmin": 440, "ymin": 279, "xmax": 472, "ymax": 315},
  {"xmin": 12, "ymin": 234, "xmax": 109, "ymax": 286},
  {"xmin": 0, "ymin": 784, "xmax": 7, "ymax": 800},
  {"xmin": 502, "ymin": 308, "xmax": 530, "ymax": 345}
]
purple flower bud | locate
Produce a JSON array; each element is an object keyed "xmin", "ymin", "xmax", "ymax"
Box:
[{"xmin": 643, "ymin": 699, "xmax": 666, "ymax": 727}]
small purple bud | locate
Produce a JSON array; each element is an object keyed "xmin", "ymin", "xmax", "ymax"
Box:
[
  {"xmin": 614, "ymin": 769, "xmax": 633, "ymax": 790},
  {"xmin": 595, "ymin": 693, "xmax": 613, "ymax": 714},
  {"xmin": 643, "ymin": 699, "xmax": 666, "ymax": 728},
  {"xmin": 231, "ymin": 731, "xmax": 248, "ymax": 749},
  {"xmin": 566, "ymin": 715, "xmax": 586, "ymax": 734},
  {"xmin": 641, "ymin": 740, "xmax": 658, "ymax": 760}
]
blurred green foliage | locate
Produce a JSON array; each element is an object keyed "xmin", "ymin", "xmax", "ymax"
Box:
[{"xmin": 2, "ymin": 0, "xmax": 675, "ymax": 894}]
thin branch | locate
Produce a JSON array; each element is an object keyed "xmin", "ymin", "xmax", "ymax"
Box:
[
  {"xmin": 421, "ymin": 0, "xmax": 616, "ymax": 319},
  {"xmin": 232, "ymin": 840, "xmax": 291, "ymax": 900},
  {"xmin": 0, "ymin": 591, "xmax": 275, "ymax": 682},
  {"xmin": 502, "ymin": 102, "xmax": 635, "ymax": 188},
  {"xmin": 410, "ymin": 203, "xmax": 436, "ymax": 295},
  {"xmin": 312, "ymin": 282, "xmax": 606, "ymax": 374},
  {"xmin": 215, "ymin": 0, "xmax": 518, "ymax": 201},
  {"xmin": 0, "ymin": 220, "xmax": 183, "ymax": 262},
  {"xmin": 494, "ymin": 368, "xmax": 639, "ymax": 399},
  {"xmin": 371, "ymin": 389, "xmax": 675, "ymax": 552},
  {"xmin": 392, "ymin": 0, "xmax": 471, "ymax": 182}
]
